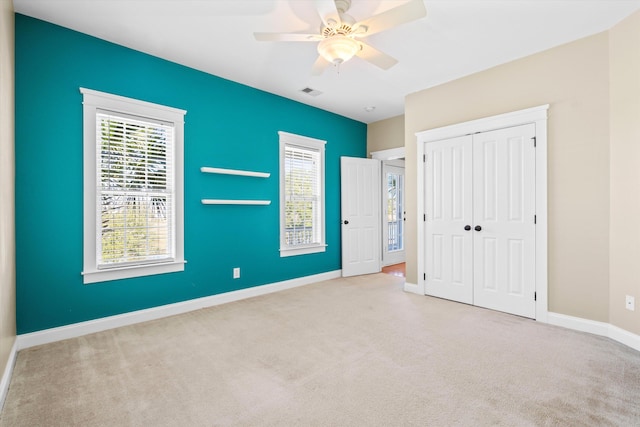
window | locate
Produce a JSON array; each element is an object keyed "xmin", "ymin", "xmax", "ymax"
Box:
[
  {"xmin": 279, "ymin": 131, "xmax": 326, "ymax": 257},
  {"xmin": 81, "ymin": 88, "xmax": 186, "ymax": 283}
]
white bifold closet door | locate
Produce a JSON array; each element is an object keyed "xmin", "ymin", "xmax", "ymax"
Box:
[
  {"xmin": 425, "ymin": 123, "xmax": 536, "ymax": 318},
  {"xmin": 425, "ymin": 135, "xmax": 474, "ymax": 304}
]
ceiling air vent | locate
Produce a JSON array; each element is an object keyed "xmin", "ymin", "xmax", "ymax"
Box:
[{"xmin": 300, "ymin": 87, "xmax": 323, "ymax": 97}]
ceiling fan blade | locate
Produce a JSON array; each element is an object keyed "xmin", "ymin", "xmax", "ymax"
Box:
[
  {"xmin": 311, "ymin": 55, "xmax": 331, "ymax": 76},
  {"xmin": 314, "ymin": 0, "xmax": 341, "ymax": 28},
  {"xmin": 353, "ymin": 0, "xmax": 426, "ymax": 37},
  {"xmin": 355, "ymin": 42, "xmax": 398, "ymax": 70},
  {"xmin": 254, "ymin": 32, "xmax": 322, "ymax": 42}
]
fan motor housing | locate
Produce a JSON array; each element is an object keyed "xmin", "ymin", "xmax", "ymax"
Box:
[{"xmin": 322, "ymin": 21, "xmax": 354, "ymax": 37}]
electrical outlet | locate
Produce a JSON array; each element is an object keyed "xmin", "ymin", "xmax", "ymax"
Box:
[
  {"xmin": 233, "ymin": 268, "xmax": 240, "ymax": 279},
  {"xmin": 626, "ymin": 295, "xmax": 635, "ymax": 311}
]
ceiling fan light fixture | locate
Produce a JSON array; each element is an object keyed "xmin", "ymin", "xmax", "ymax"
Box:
[{"xmin": 317, "ymin": 35, "xmax": 360, "ymax": 65}]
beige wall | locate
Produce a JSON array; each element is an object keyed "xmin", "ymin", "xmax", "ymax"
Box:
[
  {"xmin": 609, "ymin": 10, "xmax": 640, "ymax": 335},
  {"xmin": 0, "ymin": 0, "xmax": 16, "ymax": 379},
  {"xmin": 404, "ymin": 32, "xmax": 612, "ymax": 322},
  {"xmin": 367, "ymin": 115, "xmax": 404, "ymax": 156}
]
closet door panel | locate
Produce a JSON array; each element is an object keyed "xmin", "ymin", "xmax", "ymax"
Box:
[
  {"xmin": 425, "ymin": 136, "xmax": 474, "ymax": 304},
  {"xmin": 473, "ymin": 124, "xmax": 536, "ymax": 318}
]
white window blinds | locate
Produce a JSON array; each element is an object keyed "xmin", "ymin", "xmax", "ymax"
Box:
[
  {"xmin": 96, "ymin": 111, "xmax": 175, "ymax": 268},
  {"xmin": 283, "ymin": 144, "xmax": 321, "ymax": 247}
]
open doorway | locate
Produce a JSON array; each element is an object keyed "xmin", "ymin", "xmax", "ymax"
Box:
[
  {"xmin": 382, "ymin": 262, "xmax": 406, "ymax": 278},
  {"xmin": 371, "ymin": 147, "xmax": 406, "ymax": 271}
]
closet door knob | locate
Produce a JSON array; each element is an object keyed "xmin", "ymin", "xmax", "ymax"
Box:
[
  {"xmin": 474, "ymin": 225, "xmax": 482, "ymax": 232},
  {"xmin": 343, "ymin": 220, "xmax": 349, "ymax": 225},
  {"xmin": 464, "ymin": 225, "xmax": 471, "ymax": 231}
]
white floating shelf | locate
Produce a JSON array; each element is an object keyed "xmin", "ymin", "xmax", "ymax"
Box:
[
  {"xmin": 200, "ymin": 167, "xmax": 270, "ymax": 178},
  {"xmin": 201, "ymin": 199, "xmax": 271, "ymax": 206}
]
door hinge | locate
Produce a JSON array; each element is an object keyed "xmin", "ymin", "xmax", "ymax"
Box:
[
  {"xmin": 534, "ymin": 292, "xmax": 537, "ymax": 301},
  {"xmin": 423, "ymin": 154, "xmax": 427, "ymax": 163},
  {"xmin": 424, "ymin": 213, "xmax": 427, "ymax": 221},
  {"xmin": 532, "ymin": 136, "xmax": 537, "ymax": 147},
  {"xmin": 534, "ymin": 214, "xmax": 537, "ymax": 224},
  {"xmin": 424, "ymin": 273, "xmax": 427, "ymax": 281}
]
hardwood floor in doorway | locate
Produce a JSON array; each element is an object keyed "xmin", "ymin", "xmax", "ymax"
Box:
[{"xmin": 382, "ymin": 263, "xmax": 405, "ymax": 278}]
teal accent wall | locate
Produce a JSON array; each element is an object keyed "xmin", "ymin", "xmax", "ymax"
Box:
[{"xmin": 15, "ymin": 14, "xmax": 366, "ymax": 334}]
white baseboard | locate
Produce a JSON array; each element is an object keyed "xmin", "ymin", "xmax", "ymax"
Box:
[
  {"xmin": 403, "ymin": 282, "xmax": 421, "ymax": 294},
  {"xmin": 0, "ymin": 339, "xmax": 17, "ymax": 411},
  {"xmin": 609, "ymin": 324, "xmax": 640, "ymax": 352},
  {"xmin": 547, "ymin": 312, "xmax": 640, "ymax": 352},
  {"xmin": 17, "ymin": 270, "xmax": 341, "ymax": 351},
  {"xmin": 13, "ymin": 273, "xmax": 638, "ymax": 356},
  {"xmin": 546, "ymin": 312, "xmax": 610, "ymax": 336}
]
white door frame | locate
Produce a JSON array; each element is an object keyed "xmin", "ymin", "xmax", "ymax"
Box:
[
  {"xmin": 372, "ymin": 147, "xmax": 407, "ymax": 267},
  {"xmin": 371, "ymin": 147, "xmax": 405, "ymax": 161},
  {"xmin": 415, "ymin": 105, "xmax": 549, "ymax": 322}
]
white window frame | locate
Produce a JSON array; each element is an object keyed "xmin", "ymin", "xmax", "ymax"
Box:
[
  {"xmin": 81, "ymin": 88, "xmax": 186, "ymax": 284},
  {"xmin": 279, "ymin": 131, "xmax": 326, "ymax": 257}
]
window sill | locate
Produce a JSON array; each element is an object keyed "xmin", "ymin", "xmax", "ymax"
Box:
[
  {"xmin": 280, "ymin": 244, "xmax": 327, "ymax": 257},
  {"xmin": 82, "ymin": 260, "xmax": 186, "ymax": 284}
]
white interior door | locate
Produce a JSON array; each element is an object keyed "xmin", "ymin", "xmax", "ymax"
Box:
[
  {"xmin": 423, "ymin": 124, "xmax": 536, "ymax": 318},
  {"xmin": 472, "ymin": 124, "xmax": 536, "ymax": 318},
  {"xmin": 382, "ymin": 162, "xmax": 405, "ymax": 266},
  {"xmin": 341, "ymin": 157, "xmax": 381, "ymax": 277},
  {"xmin": 425, "ymin": 136, "xmax": 474, "ymax": 304}
]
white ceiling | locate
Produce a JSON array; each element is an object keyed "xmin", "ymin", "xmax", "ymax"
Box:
[{"xmin": 13, "ymin": 0, "xmax": 640, "ymax": 123}]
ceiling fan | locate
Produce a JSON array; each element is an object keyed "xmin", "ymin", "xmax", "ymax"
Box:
[{"xmin": 254, "ymin": 0, "xmax": 427, "ymax": 75}]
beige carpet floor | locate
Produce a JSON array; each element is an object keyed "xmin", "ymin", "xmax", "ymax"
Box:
[{"xmin": 2, "ymin": 273, "xmax": 640, "ymax": 426}]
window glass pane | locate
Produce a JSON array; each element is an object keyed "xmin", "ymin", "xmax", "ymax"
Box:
[
  {"xmin": 387, "ymin": 172, "xmax": 404, "ymax": 252},
  {"xmin": 97, "ymin": 113, "xmax": 174, "ymax": 267},
  {"xmin": 284, "ymin": 144, "xmax": 320, "ymax": 247}
]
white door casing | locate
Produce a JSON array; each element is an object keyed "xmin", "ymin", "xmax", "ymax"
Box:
[
  {"xmin": 415, "ymin": 105, "xmax": 548, "ymax": 322},
  {"xmin": 372, "ymin": 148, "xmax": 406, "ymax": 268},
  {"xmin": 341, "ymin": 157, "xmax": 381, "ymax": 277},
  {"xmin": 425, "ymin": 135, "xmax": 474, "ymax": 304}
]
